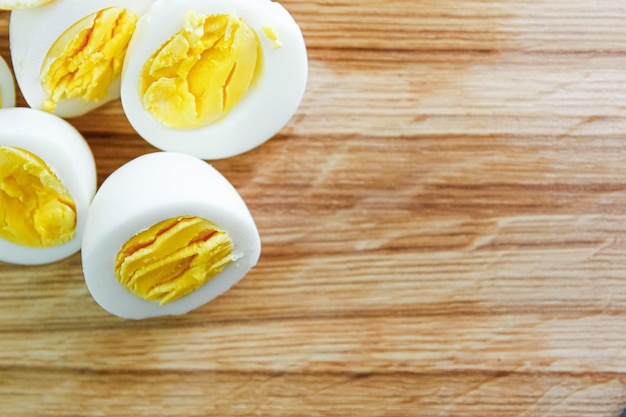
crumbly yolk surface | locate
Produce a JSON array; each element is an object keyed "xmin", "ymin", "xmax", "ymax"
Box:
[
  {"xmin": 40, "ymin": 7, "xmax": 139, "ymax": 112},
  {"xmin": 140, "ymin": 11, "xmax": 261, "ymax": 129},
  {"xmin": 0, "ymin": 146, "xmax": 76, "ymax": 247},
  {"xmin": 115, "ymin": 216, "xmax": 234, "ymax": 305}
]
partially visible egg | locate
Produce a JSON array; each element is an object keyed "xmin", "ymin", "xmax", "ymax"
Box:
[
  {"xmin": 81, "ymin": 152, "xmax": 261, "ymax": 319},
  {"xmin": 9, "ymin": 0, "xmax": 153, "ymax": 117},
  {"xmin": 0, "ymin": 0, "xmax": 53, "ymax": 10},
  {"xmin": 0, "ymin": 54, "xmax": 15, "ymax": 108},
  {"xmin": 0, "ymin": 107, "xmax": 97, "ymax": 265},
  {"xmin": 121, "ymin": 0, "xmax": 308, "ymax": 160}
]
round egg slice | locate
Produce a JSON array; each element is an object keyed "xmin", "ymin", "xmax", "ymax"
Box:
[
  {"xmin": 9, "ymin": 0, "xmax": 154, "ymax": 117},
  {"xmin": 0, "ymin": 107, "xmax": 97, "ymax": 265},
  {"xmin": 120, "ymin": 0, "xmax": 308, "ymax": 160},
  {"xmin": 81, "ymin": 152, "xmax": 261, "ymax": 319},
  {"xmin": 0, "ymin": 54, "xmax": 16, "ymax": 108},
  {"xmin": 0, "ymin": 0, "xmax": 53, "ymax": 9}
]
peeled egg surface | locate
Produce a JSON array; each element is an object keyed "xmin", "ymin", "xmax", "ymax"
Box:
[
  {"xmin": 0, "ymin": 107, "xmax": 97, "ymax": 265},
  {"xmin": 9, "ymin": 0, "xmax": 154, "ymax": 117},
  {"xmin": 0, "ymin": 0, "xmax": 53, "ymax": 10},
  {"xmin": 81, "ymin": 152, "xmax": 261, "ymax": 319},
  {"xmin": 121, "ymin": 0, "xmax": 308, "ymax": 160},
  {"xmin": 0, "ymin": 55, "xmax": 15, "ymax": 108}
]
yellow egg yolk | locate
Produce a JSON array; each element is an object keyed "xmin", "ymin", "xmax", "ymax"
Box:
[
  {"xmin": 262, "ymin": 25, "xmax": 283, "ymax": 49},
  {"xmin": 115, "ymin": 216, "xmax": 234, "ymax": 305},
  {"xmin": 140, "ymin": 10, "xmax": 261, "ymax": 129},
  {"xmin": 0, "ymin": 146, "xmax": 76, "ymax": 247},
  {"xmin": 40, "ymin": 7, "xmax": 139, "ymax": 112}
]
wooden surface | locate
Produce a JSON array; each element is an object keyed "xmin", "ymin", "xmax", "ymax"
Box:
[{"xmin": 2, "ymin": 1, "xmax": 626, "ymax": 415}]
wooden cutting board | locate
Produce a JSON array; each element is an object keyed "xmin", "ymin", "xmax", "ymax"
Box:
[{"xmin": 2, "ymin": 1, "xmax": 626, "ymax": 415}]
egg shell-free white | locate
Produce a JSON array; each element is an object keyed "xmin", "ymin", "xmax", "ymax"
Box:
[
  {"xmin": 9, "ymin": 0, "xmax": 154, "ymax": 117},
  {"xmin": 81, "ymin": 152, "xmax": 261, "ymax": 319},
  {"xmin": 121, "ymin": 0, "xmax": 308, "ymax": 160},
  {"xmin": 0, "ymin": 54, "xmax": 15, "ymax": 108},
  {"xmin": 0, "ymin": 0, "xmax": 53, "ymax": 9},
  {"xmin": 0, "ymin": 108, "xmax": 97, "ymax": 265}
]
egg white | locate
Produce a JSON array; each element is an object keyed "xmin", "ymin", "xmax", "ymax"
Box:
[
  {"xmin": 9, "ymin": 0, "xmax": 154, "ymax": 117},
  {"xmin": 0, "ymin": 54, "xmax": 15, "ymax": 108},
  {"xmin": 81, "ymin": 152, "xmax": 261, "ymax": 319},
  {"xmin": 121, "ymin": 0, "xmax": 308, "ymax": 160},
  {"xmin": 0, "ymin": 108, "xmax": 97, "ymax": 265},
  {"xmin": 0, "ymin": 0, "xmax": 53, "ymax": 10}
]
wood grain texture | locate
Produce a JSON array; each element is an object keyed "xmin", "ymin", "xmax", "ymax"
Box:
[{"xmin": 2, "ymin": 1, "xmax": 626, "ymax": 415}]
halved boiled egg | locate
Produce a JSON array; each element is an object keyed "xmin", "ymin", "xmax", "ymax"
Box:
[
  {"xmin": 0, "ymin": 107, "xmax": 97, "ymax": 265},
  {"xmin": 0, "ymin": 0, "xmax": 53, "ymax": 10},
  {"xmin": 81, "ymin": 152, "xmax": 261, "ymax": 319},
  {"xmin": 121, "ymin": 0, "xmax": 308, "ymax": 160},
  {"xmin": 0, "ymin": 54, "xmax": 15, "ymax": 108},
  {"xmin": 9, "ymin": 0, "xmax": 153, "ymax": 117}
]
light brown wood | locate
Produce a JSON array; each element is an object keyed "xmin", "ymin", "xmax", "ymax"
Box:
[{"xmin": 2, "ymin": 1, "xmax": 626, "ymax": 415}]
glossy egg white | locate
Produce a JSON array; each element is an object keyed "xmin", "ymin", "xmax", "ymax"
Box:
[
  {"xmin": 121, "ymin": 0, "xmax": 308, "ymax": 160},
  {"xmin": 0, "ymin": 54, "xmax": 15, "ymax": 108},
  {"xmin": 0, "ymin": 107, "xmax": 97, "ymax": 265},
  {"xmin": 9, "ymin": 0, "xmax": 154, "ymax": 117},
  {"xmin": 81, "ymin": 152, "xmax": 261, "ymax": 319}
]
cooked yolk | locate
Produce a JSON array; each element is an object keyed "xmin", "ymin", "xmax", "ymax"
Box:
[
  {"xmin": 0, "ymin": 146, "xmax": 76, "ymax": 247},
  {"xmin": 40, "ymin": 7, "xmax": 139, "ymax": 112},
  {"xmin": 115, "ymin": 216, "xmax": 234, "ymax": 305},
  {"xmin": 262, "ymin": 25, "xmax": 283, "ymax": 49},
  {"xmin": 0, "ymin": 87, "xmax": 3, "ymax": 107},
  {"xmin": 140, "ymin": 11, "xmax": 261, "ymax": 129}
]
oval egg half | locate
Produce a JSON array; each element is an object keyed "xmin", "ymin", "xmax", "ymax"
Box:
[
  {"xmin": 121, "ymin": 0, "xmax": 308, "ymax": 160},
  {"xmin": 9, "ymin": 0, "xmax": 153, "ymax": 117},
  {"xmin": 81, "ymin": 152, "xmax": 261, "ymax": 319},
  {"xmin": 0, "ymin": 107, "xmax": 97, "ymax": 265}
]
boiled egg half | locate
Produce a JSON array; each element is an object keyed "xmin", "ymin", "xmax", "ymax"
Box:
[
  {"xmin": 81, "ymin": 152, "xmax": 261, "ymax": 319},
  {"xmin": 0, "ymin": 54, "xmax": 15, "ymax": 108},
  {"xmin": 9, "ymin": 0, "xmax": 153, "ymax": 117},
  {"xmin": 121, "ymin": 0, "xmax": 308, "ymax": 159},
  {"xmin": 0, "ymin": 107, "xmax": 97, "ymax": 265}
]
